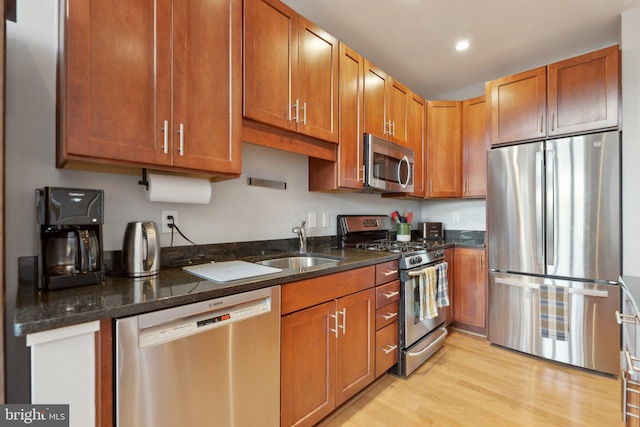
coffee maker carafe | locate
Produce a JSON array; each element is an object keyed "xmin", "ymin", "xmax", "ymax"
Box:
[{"xmin": 37, "ymin": 187, "xmax": 105, "ymax": 290}]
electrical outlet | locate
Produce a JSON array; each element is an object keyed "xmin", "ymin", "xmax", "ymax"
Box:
[
  {"xmin": 322, "ymin": 212, "xmax": 330, "ymax": 228},
  {"xmin": 308, "ymin": 212, "xmax": 317, "ymax": 228},
  {"xmin": 162, "ymin": 210, "xmax": 178, "ymax": 233},
  {"xmin": 452, "ymin": 212, "xmax": 460, "ymax": 223}
]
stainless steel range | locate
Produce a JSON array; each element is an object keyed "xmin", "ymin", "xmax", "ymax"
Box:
[{"xmin": 338, "ymin": 215, "xmax": 449, "ymax": 377}]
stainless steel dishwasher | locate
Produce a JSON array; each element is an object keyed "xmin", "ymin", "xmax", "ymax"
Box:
[{"xmin": 116, "ymin": 286, "xmax": 280, "ymax": 427}]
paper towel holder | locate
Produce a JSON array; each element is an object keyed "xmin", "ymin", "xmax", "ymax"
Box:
[{"xmin": 138, "ymin": 169, "xmax": 150, "ymax": 191}]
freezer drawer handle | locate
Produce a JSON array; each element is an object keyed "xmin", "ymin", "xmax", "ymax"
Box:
[
  {"xmin": 625, "ymin": 350, "xmax": 640, "ymax": 375},
  {"xmin": 616, "ymin": 311, "xmax": 639, "ymax": 325},
  {"xmin": 495, "ymin": 278, "xmax": 539, "ymax": 289},
  {"xmin": 567, "ymin": 288, "xmax": 608, "ymax": 298}
]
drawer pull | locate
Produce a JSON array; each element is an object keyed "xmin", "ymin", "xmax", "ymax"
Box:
[
  {"xmin": 616, "ymin": 311, "xmax": 639, "ymax": 325},
  {"xmin": 382, "ymin": 291, "xmax": 399, "ymax": 299},
  {"xmin": 382, "ymin": 344, "xmax": 398, "ymax": 354},
  {"xmin": 381, "ymin": 312, "xmax": 398, "ymax": 320},
  {"xmin": 382, "ymin": 269, "xmax": 398, "ymax": 276},
  {"xmin": 625, "ymin": 350, "xmax": 640, "ymax": 374}
]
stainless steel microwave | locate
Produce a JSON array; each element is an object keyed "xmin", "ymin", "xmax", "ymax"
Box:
[{"xmin": 363, "ymin": 133, "xmax": 414, "ymax": 193}]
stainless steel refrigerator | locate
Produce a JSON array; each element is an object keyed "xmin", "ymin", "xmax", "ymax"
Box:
[{"xmin": 487, "ymin": 131, "xmax": 621, "ymax": 375}]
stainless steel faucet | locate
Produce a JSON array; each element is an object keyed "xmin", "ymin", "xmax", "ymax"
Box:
[{"xmin": 292, "ymin": 220, "xmax": 307, "ymax": 253}]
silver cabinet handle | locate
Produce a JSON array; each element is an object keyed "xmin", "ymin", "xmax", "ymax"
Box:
[
  {"xmin": 382, "ymin": 344, "xmax": 398, "ymax": 354},
  {"xmin": 338, "ymin": 308, "xmax": 346, "ymax": 335},
  {"xmin": 617, "ymin": 311, "xmax": 639, "ymax": 325},
  {"xmin": 463, "ymin": 179, "xmax": 467, "ymax": 194},
  {"xmin": 357, "ymin": 166, "xmax": 365, "ymax": 183},
  {"xmin": 480, "ymin": 256, "xmax": 483, "ymax": 271},
  {"xmin": 292, "ymin": 100, "xmax": 299, "ymax": 123},
  {"xmin": 390, "ymin": 120, "xmax": 395, "ymax": 136},
  {"xmin": 178, "ymin": 123, "xmax": 185, "ymax": 156},
  {"xmin": 429, "ymin": 179, "xmax": 433, "ymax": 194},
  {"xmin": 382, "ymin": 291, "xmax": 399, "ymax": 298},
  {"xmin": 551, "ymin": 113, "xmax": 555, "ymax": 132},
  {"xmin": 329, "ymin": 312, "xmax": 338, "ymax": 338},
  {"xmin": 300, "ymin": 101, "xmax": 307, "ymax": 125},
  {"xmin": 382, "ymin": 269, "xmax": 398, "ymax": 276},
  {"xmin": 540, "ymin": 115, "xmax": 544, "ymax": 133},
  {"xmin": 381, "ymin": 312, "xmax": 398, "ymax": 320},
  {"xmin": 162, "ymin": 120, "xmax": 169, "ymax": 154}
]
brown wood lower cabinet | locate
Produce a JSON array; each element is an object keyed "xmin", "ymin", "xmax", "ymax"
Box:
[
  {"xmin": 453, "ymin": 247, "xmax": 487, "ymax": 335},
  {"xmin": 443, "ymin": 248, "xmax": 455, "ymax": 326},
  {"xmin": 281, "ymin": 267, "xmax": 375, "ymax": 427}
]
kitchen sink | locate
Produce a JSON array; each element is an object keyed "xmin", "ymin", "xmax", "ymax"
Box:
[{"xmin": 256, "ymin": 255, "xmax": 345, "ymax": 270}]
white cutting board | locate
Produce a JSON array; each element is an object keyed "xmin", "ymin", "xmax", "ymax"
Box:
[{"xmin": 183, "ymin": 260, "xmax": 282, "ymax": 282}]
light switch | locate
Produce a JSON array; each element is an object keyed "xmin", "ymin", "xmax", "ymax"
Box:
[{"xmin": 308, "ymin": 212, "xmax": 317, "ymax": 228}]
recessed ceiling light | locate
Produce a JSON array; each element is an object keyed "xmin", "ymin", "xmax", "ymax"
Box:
[{"xmin": 456, "ymin": 40, "xmax": 469, "ymax": 51}]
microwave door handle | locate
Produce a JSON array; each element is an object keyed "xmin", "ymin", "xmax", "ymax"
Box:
[{"xmin": 399, "ymin": 155, "xmax": 410, "ymax": 188}]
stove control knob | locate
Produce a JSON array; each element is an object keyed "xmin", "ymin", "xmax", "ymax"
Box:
[{"xmin": 411, "ymin": 256, "xmax": 422, "ymax": 265}]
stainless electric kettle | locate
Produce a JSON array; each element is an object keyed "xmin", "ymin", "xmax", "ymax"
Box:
[{"xmin": 122, "ymin": 221, "xmax": 160, "ymax": 277}]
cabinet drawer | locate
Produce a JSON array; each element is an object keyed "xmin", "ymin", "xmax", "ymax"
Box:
[
  {"xmin": 375, "ymin": 260, "xmax": 399, "ymax": 286},
  {"xmin": 375, "ymin": 322, "xmax": 399, "ymax": 377},
  {"xmin": 376, "ymin": 301, "xmax": 399, "ymax": 331},
  {"xmin": 376, "ymin": 280, "xmax": 400, "ymax": 309}
]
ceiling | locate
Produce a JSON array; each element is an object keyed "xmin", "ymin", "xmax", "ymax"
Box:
[{"xmin": 281, "ymin": 0, "xmax": 640, "ymax": 100}]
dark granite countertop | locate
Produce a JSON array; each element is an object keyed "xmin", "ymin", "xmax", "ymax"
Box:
[
  {"xmin": 15, "ymin": 245, "xmax": 398, "ymax": 336},
  {"xmin": 621, "ymin": 275, "xmax": 640, "ymax": 314},
  {"xmin": 15, "ymin": 233, "xmax": 486, "ymax": 336}
]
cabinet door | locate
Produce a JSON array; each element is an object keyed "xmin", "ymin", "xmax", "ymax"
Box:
[
  {"xmin": 335, "ymin": 289, "xmax": 375, "ymax": 406},
  {"xmin": 407, "ymin": 91, "xmax": 426, "ymax": 197},
  {"xmin": 336, "ymin": 42, "xmax": 364, "ymax": 189},
  {"xmin": 363, "ymin": 60, "xmax": 389, "ymax": 138},
  {"xmin": 426, "ymin": 101, "xmax": 462, "ymax": 198},
  {"xmin": 462, "ymin": 96, "xmax": 488, "ymax": 198},
  {"xmin": 243, "ymin": 0, "xmax": 298, "ymax": 132},
  {"xmin": 307, "ymin": 42, "xmax": 363, "ymax": 191},
  {"xmin": 454, "ymin": 248, "xmax": 486, "ymax": 334},
  {"xmin": 281, "ymin": 301, "xmax": 336, "ymax": 427},
  {"xmin": 171, "ymin": 0, "xmax": 241, "ymax": 173},
  {"xmin": 548, "ymin": 45, "xmax": 619, "ymax": 136},
  {"xmin": 297, "ymin": 16, "xmax": 339, "ymax": 143},
  {"xmin": 388, "ymin": 78, "xmax": 409, "ymax": 145},
  {"xmin": 488, "ymin": 66, "xmax": 547, "ymax": 145},
  {"xmin": 61, "ymin": 0, "xmax": 171, "ymax": 166},
  {"xmin": 444, "ymin": 248, "xmax": 455, "ymax": 326}
]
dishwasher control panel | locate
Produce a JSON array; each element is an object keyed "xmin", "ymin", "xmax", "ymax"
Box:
[{"xmin": 138, "ymin": 297, "xmax": 271, "ymax": 348}]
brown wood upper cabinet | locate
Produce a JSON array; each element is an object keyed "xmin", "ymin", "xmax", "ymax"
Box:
[
  {"xmin": 487, "ymin": 45, "xmax": 619, "ymax": 145},
  {"xmin": 363, "ymin": 60, "xmax": 410, "ymax": 147},
  {"xmin": 58, "ymin": 0, "xmax": 242, "ymax": 176},
  {"xmin": 462, "ymin": 96, "xmax": 488, "ymax": 198},
  {"xmin": 243, "ymin": 0, "xmax": 339, "ymax": 144},
  {"xmin": 309, "ymin": 43, "xmax": 365, "ymax": 191},
  {"xmin": 426, "ymin": 100, "xmax": 462, "ymax": 198},
  {"xmin": 407, "ymin": 91, "xmax": 426, "ymax": 197},
  {"xmin": 547, "ymin": 45, "xmax": 619, "ymax": 137}
]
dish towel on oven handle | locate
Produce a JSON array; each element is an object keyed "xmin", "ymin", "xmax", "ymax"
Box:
[
  {"xmin": 436, "ymin": 261, "xmax": 450, "ymax": 308},
  {"xmin": 418, "ymin": 266, "xmax": 438, "ymax": 320}
]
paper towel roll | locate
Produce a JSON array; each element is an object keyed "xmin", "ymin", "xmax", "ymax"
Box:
[{"xmin": 144, "ymin": 173, "xmax": 212, "ymax": 204}]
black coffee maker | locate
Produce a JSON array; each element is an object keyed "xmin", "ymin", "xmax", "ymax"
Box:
[{"xmin": 36, "ymin": 187, "xmax": 105, "ymax": 290}]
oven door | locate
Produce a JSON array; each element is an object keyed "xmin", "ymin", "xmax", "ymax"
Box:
[{"xmin": 403, "ymin": 264, "xmax": 446, "ymax": 348}]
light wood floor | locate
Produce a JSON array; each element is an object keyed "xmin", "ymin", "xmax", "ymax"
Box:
[{"xmin": 321, "ymin": 329, "xmax": 623, "ymax": 427}]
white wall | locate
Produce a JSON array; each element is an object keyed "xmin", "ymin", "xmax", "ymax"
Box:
[
  {"xmin": 622, "ymin": 8, "xmax": 640, "ymax": 276},
  {"xmin": 421, "ymin": 199, "xmax": 486, "ymax": 231},
  {"xmin": 4, "ymin": 1, "xmax": 429, "ymax": 401}
]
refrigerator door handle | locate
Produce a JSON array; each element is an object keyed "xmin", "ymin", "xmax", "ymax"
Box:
[
  {"xmin": 546, "ymin": 148, "xmax": 555, "ymax": 266},
  {"xmin": 535, "ymin": 150, "xmax": 544, "ymax": 266}
]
